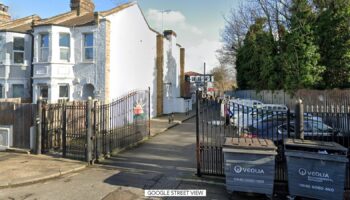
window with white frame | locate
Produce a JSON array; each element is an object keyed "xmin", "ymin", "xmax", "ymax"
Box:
[
  {"xmin": 12, "ymin": 84, "xmax": 24, "ymax": 98},
  {"xmin": 40, "ymin": 33, "xmax": 49, "ymax": 62},
  {"xmin": 39, "ymin": 85, "xmax": 48, "ymax": 99},
  {"xmin": 0, "ymin": 36, "xmax": 4, "ymax": 64},
  {"xmin": 59, "ymin": 33, "xmax": 70, "ymax": 61},
  {"xmin": 83, "ymin": 33, "xmax": 94, "ymax": 61},
  {"xmin": 13, "ymin": 37, "xmax": 24, "ymax": 64},
  {"xmin": 59, "ymin": 85, "xmax": 69, "ymax": 99}
]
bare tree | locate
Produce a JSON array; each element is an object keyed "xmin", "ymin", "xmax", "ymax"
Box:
[
  {"xmin": 218, "ymin": 0, "xmax": 292, "ymax": 69},
  {"xmin": 211, "ymin": 64, "xmax": 236, "ymax": 96}
]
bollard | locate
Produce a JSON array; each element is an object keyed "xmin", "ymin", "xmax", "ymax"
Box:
[{"xmin": 295, "ymin": 99, "xmax": 304, "ymax": 140}]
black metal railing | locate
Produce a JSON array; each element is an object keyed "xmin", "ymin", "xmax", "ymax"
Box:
[
  {"xmin": 41, "ymin": 89, "xmax": 150, "ymax": 162},
  {"xmin": 196, "ymin": 94, "xmax": 350, "ymax": 191}
]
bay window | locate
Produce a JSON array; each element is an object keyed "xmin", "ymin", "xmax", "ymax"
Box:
[
  {"xmin": 59, "ymin": 85, "xmax": 69, "ymax": 99},
  {"xmin": 40, "ymin": 33, "xmax": 49, "ymax": 62},
  {"xmin": 39, "ymin": 85, "xmax": 48, "ymax": 99},
  {"xmin": 0, "ymin": 36, "xmax": 4, "ymax": 63},
  {"xmin": 59, "ymin": 33, "xmax": 70, "ymax": 61}
]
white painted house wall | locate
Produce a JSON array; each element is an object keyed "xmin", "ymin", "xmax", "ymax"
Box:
[
  {"xmin": 163, "ymin": 33, "xmax": 186, "ymax": 114},
  {"xmin": 106, "ymin": 4, "xmax": 158, "ymax": 117},
  {"xmin": 1, "ymin": 2, "xmax": 189, "ymax": 117},
  {"xmin": 71, "ymin": 23, "xmax": 107, "ymax": 102},
  {"xmin": 32, "ymin": 23, "xmax": 107, "ymax": 103},
  {"xmin": 0, "ymin": 32, "xmax": 32, "ymax": 99}
]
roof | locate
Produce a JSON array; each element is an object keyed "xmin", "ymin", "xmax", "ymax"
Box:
[
  {"xmin": 35, "ymin": 11, "xmax": 78, "ymax": 26},
  {"xmin": 55, "ymin": 12, "xmax": 95, "ymax": 27},
  {"xmin": 1, "ymin": 2, "xmax": 136, "ymax": 31},
  {"xmin": 100, "ymin": 2, "xmax": 136, "ymax": 17},
  {"xmin": 185, "ymin": 71, "xmax": 213, "ymax": 76},
  {"xmin": 0, "ymin": 15, "xmax": 40, "ymax": 33},
  {"xmin": 185, "ymin": 71, "xmax": 201, "ymax": 76},
  {"xmin": 0, "ymin": 1, "xmax": 185, "ymax": 48}
]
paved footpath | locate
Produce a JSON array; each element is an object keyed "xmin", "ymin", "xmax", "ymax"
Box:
[
  {"xmin": 0, "ymin": 114, "xmax": 268, "ymax": 200},
  {"xmin": 0, "ymin": 152, "xmax": 86, "ymax": 188},
  {"xmin": 101, "ymin": 117, "xmax": 230, "ymax": 200}
]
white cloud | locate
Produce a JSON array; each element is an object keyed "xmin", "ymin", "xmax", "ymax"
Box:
[
  {"xmin": 186, "ymin": 40, "xmax": 222, "ymax": 73},
  {"xmin": 146, "ymin": 9, "xmax": 220, "ymax": 73},
  {"xmin": 147, "ymin": 9, "xmax": 202, "ymax": 35}
]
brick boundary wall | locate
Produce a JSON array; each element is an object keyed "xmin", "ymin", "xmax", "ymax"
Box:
[{"xmin": 156, "ymin": 34, "xmax": 164, "ymax": 116}]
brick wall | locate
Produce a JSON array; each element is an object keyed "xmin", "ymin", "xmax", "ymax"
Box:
[
  {"xmin": 156, "ymin": 34, "xmax": 164, "ymax": 116},
  {"xmin": 180, "ymin": 48, "xmax": 185, "ymax": 97},
  {"xmin": 70, "ymin": 0, "xmax": 95, "ymax": 15}
]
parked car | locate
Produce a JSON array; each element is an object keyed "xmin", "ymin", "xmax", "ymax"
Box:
[
  {"xmin": 231, "ymin": 103, "xmax": 287, "ymax": 132},
  {"xmin": 248, "ymin": 119, "xmax": 339, "ymax": 141},
  {"xmin": 277, "ymin": 121, "xmax": 340, "ymax": 138},
  {"xmin": 257, "ymin": 104, "xmax": 288, "ymax": 112}
]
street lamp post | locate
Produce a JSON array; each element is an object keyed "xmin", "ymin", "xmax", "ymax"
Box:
[{"xmin": 203, "ymin": 62, "xmax": 207, "ymax": 94}]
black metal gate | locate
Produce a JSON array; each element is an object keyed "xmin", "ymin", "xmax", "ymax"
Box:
[
  {"xmin": 196, "ymin": 92, "xmax": 350, "ymax": 191},
  {"xmin": 41, "ymin": 89, "xmax": 150, "ymax": 162}
]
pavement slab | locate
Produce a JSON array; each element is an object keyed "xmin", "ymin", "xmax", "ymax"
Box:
[{"xmin": 0, "ymin": 152, "xmax": 86, "ymax": 188}]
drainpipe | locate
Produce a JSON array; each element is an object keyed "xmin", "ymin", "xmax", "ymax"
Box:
[{"xmin": 29, "ymin": 31, "xmax": 34, "ymax": 103}]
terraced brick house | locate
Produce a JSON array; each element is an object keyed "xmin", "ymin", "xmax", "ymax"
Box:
[{"xmin": 0, "ymin": 0, "xmax": 189, "ymax": 117}]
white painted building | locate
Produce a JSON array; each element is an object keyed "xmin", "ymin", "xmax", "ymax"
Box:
[
  {"xmin": 0, "ymin": 14, "xmax": 39, "ymax": 100},
  {"xmin": 0, "ymin": 0, "xmax": 189, "ymax": 117}
]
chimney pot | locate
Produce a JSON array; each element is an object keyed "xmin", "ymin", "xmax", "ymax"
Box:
[
  {"xmin": 0, "ymin": 3, "xmax": 11, "ymax": 23},
  {"xmin": 70, "ymin": 0, "xmax": 95, "ymax": 15},
  {"xmin": 163, "ymin": 30, "xmax": 177, "ymax": 38}
]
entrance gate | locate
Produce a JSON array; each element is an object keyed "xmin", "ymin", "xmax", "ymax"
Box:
[{"xmin": 41, "ymin": 89, "xmax": 150, "ymax": 162}]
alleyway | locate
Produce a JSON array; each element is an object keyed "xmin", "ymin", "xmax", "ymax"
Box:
[{"xmin": 100, "ymin": 117, "xmax": 228, "ymax": 200}]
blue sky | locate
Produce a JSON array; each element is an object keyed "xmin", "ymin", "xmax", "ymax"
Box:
[{"xmin": 1, "ymin": 0, "xmax": 240, "ymax": 72}]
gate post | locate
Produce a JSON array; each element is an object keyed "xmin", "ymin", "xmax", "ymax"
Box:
[
  {"xmin": 86, "ymin": 97, "xmax": 93, "ymax": 164},
  {"xmin": 36, "ymin": 97, "xmax": 42, "ymax": 155},
  {"xmin": 93, "ymin": 100, "xmax": 99, "ymax": 161},
  {"xmin": 62, "ymin": 102, "xmax": 67, "ymax": 157},
  {"xmin": 148, "ymin": 87, "xmax": 151, "ymax": 137},
  {"xmin": 196, "ymin": 90, "xmax": 201, "ymax": 177},
  {"xmin": 295, "ymin": 99, "xmax": 304, "ymax": 140}
]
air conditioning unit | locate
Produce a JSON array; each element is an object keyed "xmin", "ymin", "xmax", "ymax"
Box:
[{"xmin": 0, "ymin": 125, "xmax": 13, "ymax": 150}]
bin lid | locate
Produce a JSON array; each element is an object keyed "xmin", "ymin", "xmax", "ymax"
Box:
[
  {"xmin": 223, "ymin": 137, "xmax": 277, "ymax": 152},
  {"xmin": 284, "ymin": 139, "xmax": 347, "ymax": 155}
]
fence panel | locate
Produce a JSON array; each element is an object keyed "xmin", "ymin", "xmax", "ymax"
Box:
[{"xmin": 0, "ymin": 102, "xmax": 35, "ymax": 149}]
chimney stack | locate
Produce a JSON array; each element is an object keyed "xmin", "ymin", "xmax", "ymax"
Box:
[
  {"xmin": 70, "ymin": 0, "xmax": 95, "ymax": 15},
  {"xmin": 163, "ymin": 30, "xmax": 177, "ymax": 40},
  {"xmin": 163, "ymin": 30, "xmax": 177, "ymax": 51},
  {"xmin": 0, "ymin": 4, "xmax": 11, "ymax": 23}
]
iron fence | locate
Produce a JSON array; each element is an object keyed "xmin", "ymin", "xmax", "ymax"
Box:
[
  {"xmin": 196, "ymin": 93, "xmax": 350, "ymax": 192},
  {"xmin": 41, "ymin": 89, "xmax": 150, "ymax": 162}
]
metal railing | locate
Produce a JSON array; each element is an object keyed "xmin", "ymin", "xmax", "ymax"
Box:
[
  {"xmin": 40, "ymin": 89, "xmax": 151, "ymax": 162},
  {"xmin": 196, "ymin": 92, "xmax": 350, "ymax": 191}
]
